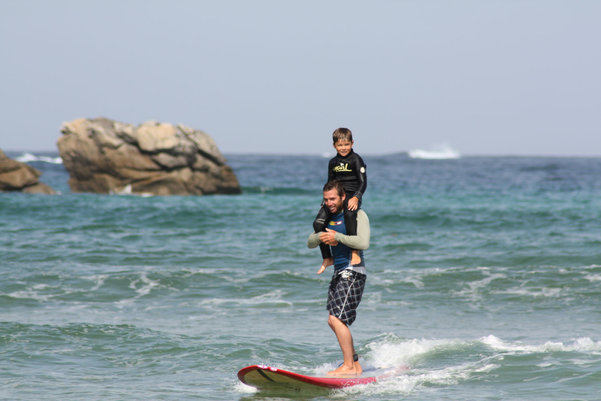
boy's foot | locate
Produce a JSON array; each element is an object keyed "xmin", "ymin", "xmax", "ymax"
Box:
[
  {"xmin": 317, "ymin": 258, "xmax": 333, "ymax": 274},
  {"xmin": 350, "ymin": 251, "xmax": 361, "ymax": 266}
]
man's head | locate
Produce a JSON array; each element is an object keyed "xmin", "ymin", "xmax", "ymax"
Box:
[{"xmin": 323, "ymin": 180, "xmax": 346, "ymax": 214}]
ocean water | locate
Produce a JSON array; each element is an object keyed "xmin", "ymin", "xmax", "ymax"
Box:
[{"xmin": 1, "ymin": 152, "xmax": 601, "ymax": 401}]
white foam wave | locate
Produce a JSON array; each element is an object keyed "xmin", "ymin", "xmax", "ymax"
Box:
[
  {"xmin": 8, "ymin": 289, "xmax": 52, "ymax": 302},
  {"xmin": 480, "ymin": 334, "xmax": 601, "ymax": 354},
  {"xmin": 83, "ymin": 274, "xmax": 108, "ymax": 291},
  {"xmin": 340, "ymin": 337, "xmax": 493, "ymax": 397},
  {"xmin": 336, "ymin": 334, "xmax": 601, "ymax": 396},
  {"xmin": 233, "ymin": 334, "xmax": 601, "ymax": 397},
  {"xmin": 408, "ymin": 144, "xmax": 460, "ymax": 159},
  {"xmin": 109, "ymin": 184, "xmax": 154, "ymax": 197},
  {"xmin": 452, "ymin": 272, "xmax": 507, "ymax": 300},
  {"xmin": 115, "ymin": 272, "xmax": 163, "ymax": 307},
  {"xmin": 584, "ymin": 273, "xmax": 601, "ymax": 282},
  {"xmin": 366, "ymin": 337, "xmax": 454, "ymax": 368},
  {"xmin": 496, "ymin": 286, "xmax": 563, "ymax": 298},
  {"xmin": 234, "ymin": 381, "xmax": 257, "ymax": 394},
  {"xmin": 198, "ymin": 290, "xmax": 293, "ymax": 308},
  {"xmin": 16, "ymin": 152, "xmax": 63, "ymax": 164},
  {"xmin": 129, "ymin": 272, "xmax": 160, "ymax": 297}
]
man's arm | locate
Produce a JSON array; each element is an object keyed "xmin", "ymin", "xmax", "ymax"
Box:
[
  {"xmin": 307, "ymin": 231, "xmax": 322, "ymax": 248},
  {"xmin": 333, "ymin": 210, "xmax": 370, "ymax": 250}
]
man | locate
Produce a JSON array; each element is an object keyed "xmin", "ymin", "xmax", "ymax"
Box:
[{"xmin": 307, "ymin": 180, "xmax": 370, "ymax": 376}]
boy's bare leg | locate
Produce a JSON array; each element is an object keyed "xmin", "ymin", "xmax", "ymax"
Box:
[{"xmin": 351, "ymin": 250, "xmax": 361, "ymax": 265}]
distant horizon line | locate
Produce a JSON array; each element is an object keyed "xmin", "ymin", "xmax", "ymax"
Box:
[{"xmin": 3, "ymin": 148, "xmax": 601, "ymax": 159}]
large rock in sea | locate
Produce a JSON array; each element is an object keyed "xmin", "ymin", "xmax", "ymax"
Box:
[
  {"xmin": 0, "ymin": 149, "xmax": 56, "ymax": 194},
  {"xmin": 57, "ymin": 118, "xmax": 241, "ymax": 196}
]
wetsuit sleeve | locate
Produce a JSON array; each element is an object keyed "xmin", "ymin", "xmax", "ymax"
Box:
[
  {"xmin": 307, "ymin": 232, "xmax": 322, "ymax": 248},
  {"xmin": 333, "ymin": 210, "xmax": 370, "ymax": 250},
  {"xmin": 327, "ymin": 158, "xmax": 336, "ymax": 183},
  {"xmin": 351, "ymin": 154, "xmax": 367, "ymax": 200}
]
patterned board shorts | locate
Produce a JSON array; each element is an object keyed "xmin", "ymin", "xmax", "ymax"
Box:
[{"xmin": 327, "ymin": 269, "xmax": 367, "ymax": 326}]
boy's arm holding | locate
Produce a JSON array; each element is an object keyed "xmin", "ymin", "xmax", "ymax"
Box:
[
  {"xmin": 347, "ymin": 155, "xmax": 367, "ymax": 211},
  {"xmin": 327, "ymin": 158, "xmax": 336, "ymax": 183},
  {"xmin": 351, "ymin": 154, "xmax": 367, "ymax": 201},
  {"xmin": 347, "ymin": 196, "xmax": 360, "ymax": 211}
]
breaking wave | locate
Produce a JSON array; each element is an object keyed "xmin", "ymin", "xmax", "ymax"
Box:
[
  {"xmin": 15, "ymin": 152, "xmax": 63, "ymax": 164},
  {"xmin": 408, "ymin": 144, "xmax": 461, "ymax": 159}
]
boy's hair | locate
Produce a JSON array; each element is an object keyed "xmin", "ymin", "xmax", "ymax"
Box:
[
  {"xmin": 323, "ymin": 180, "xmax": 346, "ymax": 197},
  {"xmin": 332, "ymin": 127, "xmax": 353, "ymax": 144}
]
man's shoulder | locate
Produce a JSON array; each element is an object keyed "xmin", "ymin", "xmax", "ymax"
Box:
[{"xmin": 357, "ymin": 209, "xmax": 369, "ymax": 220}]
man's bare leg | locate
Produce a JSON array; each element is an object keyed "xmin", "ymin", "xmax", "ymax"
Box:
[{"xmin": 327, "ymin": 315, "xmax": 362, "ymax": 376}]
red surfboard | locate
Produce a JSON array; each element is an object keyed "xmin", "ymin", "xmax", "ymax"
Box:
[{"xmin": 238, "ymin": 364, "xmax": 378, "ymax": 392}]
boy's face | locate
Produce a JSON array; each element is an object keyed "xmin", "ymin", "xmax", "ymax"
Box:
[{"xmin": 334, "ymin": 139, "xmax": 353, "ymax": 157}]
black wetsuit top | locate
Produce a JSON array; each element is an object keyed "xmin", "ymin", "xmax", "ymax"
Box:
[
  {"xmin": 327, "ymin": 150, "xmax": 367, "ymax": 200},
  {"xmin": 313, "ymin": 149, "xmax": 367, "ymax": 259}
]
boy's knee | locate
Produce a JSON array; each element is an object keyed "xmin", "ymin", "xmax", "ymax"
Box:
[
  {"xmin": 344, "ymin": 208, "xmax": 358, "ymax": 217},
  {"xmin": 313, "ymin": 218, "xmax": 327, "ymax": 232}
]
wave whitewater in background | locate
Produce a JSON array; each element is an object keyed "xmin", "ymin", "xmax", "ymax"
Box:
[
  {"xmin": 408, "ymin": 144, "xmax": 461, "ymax": 159},
  {"xmin": 15, "ymin": 152, "xmax": 63, "ymax": 164}
]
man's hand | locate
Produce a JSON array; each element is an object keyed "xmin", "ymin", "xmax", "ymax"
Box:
[
  {"xmin": 319, "ymin": 228, "xmax": 338, "ymax": 246},
  {"xmin": 347, "ymin": 196, "xmax": 359, "ymax": 211}
]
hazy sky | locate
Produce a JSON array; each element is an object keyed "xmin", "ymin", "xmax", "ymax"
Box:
[{"xmin": 1, "ymin": 1, "xmax": 600, "ymax": 156}]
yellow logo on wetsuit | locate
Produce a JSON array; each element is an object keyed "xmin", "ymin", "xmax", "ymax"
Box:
[{"xmin": 333, "ymin": 163, "xmax": 352, "ymax": 173}]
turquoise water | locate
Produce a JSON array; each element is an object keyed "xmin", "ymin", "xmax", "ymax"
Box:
[{"xmin": 1, "ymin": 153, "xmax": 601, "ymax": 400}]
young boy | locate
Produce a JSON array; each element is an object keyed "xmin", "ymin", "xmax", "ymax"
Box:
[{"xmin": 313, "ymin": 128, "xmax": 367, "ymax": 274}]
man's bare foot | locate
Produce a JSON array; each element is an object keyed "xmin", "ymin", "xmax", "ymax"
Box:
[
  {"xmin": 351, "ymin": 251, "xmax": 361, "ymax": 265},
  {"xmin": 317, "ymin": 258, "xmax": 333, "ymax": 274},
  {"xmin": 355, "ymin": 361, "xmax": 362, "ymax": 375},
  {"xmin": 327, "ymin": 361, "xmax": 362, "ymax": 376}
]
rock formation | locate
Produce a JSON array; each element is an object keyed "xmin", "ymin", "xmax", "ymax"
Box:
[
  {"xmin": 57, "ymin": 118, "xmax": 241, "ymax": 196},
  {"xmin": 0, "ymin": 150, "xmax": 56, "ymax": 194}
]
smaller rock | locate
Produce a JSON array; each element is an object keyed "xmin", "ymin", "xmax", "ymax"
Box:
[{"xmin": 0, "ymin": 150, "xmax": 56, "ymax": 194}]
